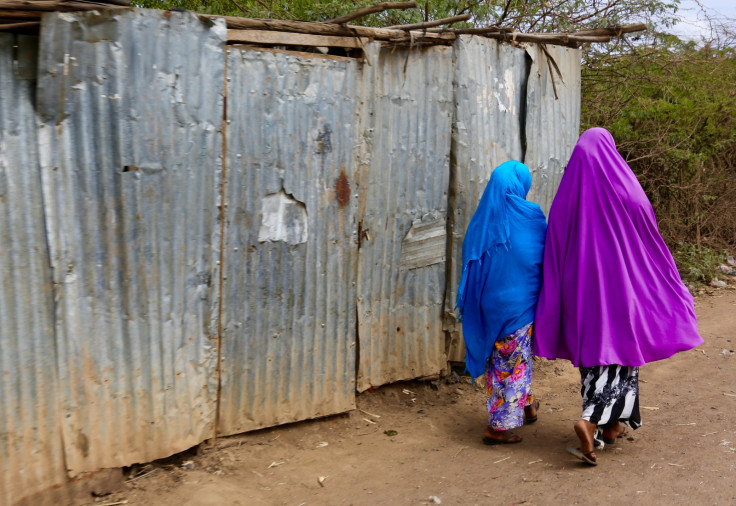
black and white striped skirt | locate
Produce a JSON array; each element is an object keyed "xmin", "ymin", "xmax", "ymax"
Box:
[{"xmin": 579, "ymin": 365, "xmax": 642, "ymax": 431}]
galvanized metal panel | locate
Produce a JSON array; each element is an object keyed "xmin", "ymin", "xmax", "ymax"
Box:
[
  {"xmin": 0, "ymin": 33, "xmax": 67, "ymax": 506},
  {"xmin": 445, "ymin": 36, "xmax": 530, "ymax": 363},
  {"xmin": 36, "ymin": 10, "xmax": 226, "ymax": 475},
  {"xmin": 525, "ymin": 44, "xmax": 581, "ymax": 215},
  {"xmin": 219, "ymin": 47, "xmax": 359, "ymax": 435},
  {"xmin": 355, "ymin": 43, "xmax": 453, "ymax": 391}
]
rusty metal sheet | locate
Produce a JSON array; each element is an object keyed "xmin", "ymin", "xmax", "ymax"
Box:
[
  {"xmin": 355, "ymin": 43, "xmax": 453, "ymax": 391},
  {"xmin": 218, "ymin": 47, "xmax": 359, "ymax": 435},
  {"xmin": 36, "ymin": 10, "xmax": 226, "ymax": 475},
  {"xmin": 0, "ymin": 33, "xmax": 68, "ymax": 506},
  {"xmin": 445, "ymin": 36, "xmax": 530, "ymax": 363},
  {"xmin": 525, "ymin": 44, "xmax": 581, "ymax": 215}
]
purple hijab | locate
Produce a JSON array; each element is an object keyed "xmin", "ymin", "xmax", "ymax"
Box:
[{"xmin": 534, "ymin": 128, "xmax": 703, "ymax": 367}]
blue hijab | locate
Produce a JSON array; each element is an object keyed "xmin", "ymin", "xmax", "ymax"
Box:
[{"xmin": 456, "ymin": 161, "xmax": 547, "ymax": 378}]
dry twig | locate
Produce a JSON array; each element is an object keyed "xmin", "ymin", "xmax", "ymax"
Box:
[{"xmin": 327, "ymin": 1, "xmax": 417, "ymax": 24}]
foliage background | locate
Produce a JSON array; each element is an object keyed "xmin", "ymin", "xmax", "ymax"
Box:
[{"xmin": 581, "ymin": 28, "xmax": 735, "ymax": 281}]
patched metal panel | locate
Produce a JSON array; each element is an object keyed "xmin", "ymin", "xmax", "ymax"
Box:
[
  {"xmin": 0, "ymin": 33, "xmax": 67, "ymax": 506},
  {"xmin": 525, "ymin": 44, "xmax": 581, "ymax": 214},
  {"xmin": 219, "ymin": 47, "xmax": 359, "ymax": 435},
  {"xmin": 37, "ymin": 10, "xmax": 225, "ymax": 475},
  {"xmin": 399, "ymin": 217, "xmax": 447, "ymax": 271},
  {"xmin": 445, "ymin": 36, "xmax": 530, "ymax": 363},
  {"xmin": 355, "ymin": 43, "xmax": 453, "ymax": 391}
]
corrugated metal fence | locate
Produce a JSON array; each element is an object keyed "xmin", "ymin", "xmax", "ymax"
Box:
[
  {"xmin": 38, "ymin": 9, "xmax": 224, "ymax": 477},
  {"xmin": 0, "ymin": 9, "xmax": 579, "ymax": 505}
]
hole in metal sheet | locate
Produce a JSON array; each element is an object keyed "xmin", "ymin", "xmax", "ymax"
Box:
[{"xmin": 258, "ymin": 190, "xmax": 308, "ymax": 245}]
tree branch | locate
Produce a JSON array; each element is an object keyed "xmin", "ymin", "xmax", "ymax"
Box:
[
  {"xmin": 496, "ymin": 0, "xmax": 512, "ymax": 26},
  {"xmin": 326, "ymin": 2, "xmax": 417, "ymax": 25},
  {"xmin": 386, "ymin": 13, "xmax": 471, "ymax": 30},
  {"xmin": 228, "ymin": 0, "xmax": 248, "ymax": 16}
]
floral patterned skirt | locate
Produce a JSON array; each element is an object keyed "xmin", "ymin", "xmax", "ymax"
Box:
[{"xmin": 486, "ymin": 322, "xmax": 534, "ymax": 431}]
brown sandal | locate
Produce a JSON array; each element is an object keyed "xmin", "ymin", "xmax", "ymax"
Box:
[
  {"xmin": 566, "ymin": 446, "xmax": 598, "ymax": 465},
  {"xmin": 524, "ymin": 399, "xmax": 540, "ymax": 423},
  {"xmin": 482, "ymin": 430, "xmax": 523, "ymax": 445}
]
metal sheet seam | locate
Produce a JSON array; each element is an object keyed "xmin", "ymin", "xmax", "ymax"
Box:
[
  {"xmin": 26, "ymin": 27, "xmax": 73, "ymax": 486},
  {"xmin": 214, "ymin": 48, "xmax": 228, "ymax": 441},
  {"xmin": 519, "ymin": 48, "xmax": 533, "ymax": 165}
]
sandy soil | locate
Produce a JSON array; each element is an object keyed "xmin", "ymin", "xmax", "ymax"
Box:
[{"xmin": 88, "ymin": 287, "xmax": 736, "ymax": 506}]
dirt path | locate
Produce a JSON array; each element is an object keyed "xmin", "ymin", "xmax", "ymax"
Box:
[{"xmin": 92, "ymin": 287, "xmax": 736, "ymax": 506}]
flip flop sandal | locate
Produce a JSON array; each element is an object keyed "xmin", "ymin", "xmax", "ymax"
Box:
[
  {"xmin": 482, "ymin": 432, "xmax": 523, "ymax": 445},
  {"xmin": 566, "ymin": 445, "xmax": 598, "ymax": 465},
  {"xmin": 602, "ymin": 425, "xmax": 630, "ymax": 444},
  {"xmin": 524, "ymin": 399, "xmax": 540, "ymax": 423}
]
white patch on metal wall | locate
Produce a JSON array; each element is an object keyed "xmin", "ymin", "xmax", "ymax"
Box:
[
  {"xmin": 492, "ymin": 68, "xmax": 517, "ymax": 114},
  {"xmin": 400, "ymin": 216, "xmax": 446, "ymax": 270},
  {"xmin": 504, "ymin": 68, "xmax": 516, "ymax": 113},
  {"xmin": 258, "ymin": 190, "xmax": 308, "ymax": 244}
]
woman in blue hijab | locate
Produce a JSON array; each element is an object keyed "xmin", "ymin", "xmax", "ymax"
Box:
[{"xmin": 456, "ymin": 161, "xmax": 547, "ymax": 444}]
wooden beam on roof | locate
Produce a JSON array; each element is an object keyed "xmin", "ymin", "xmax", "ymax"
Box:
[
  {"xmin": 216, "ymin": 16, "xmax": 455, "ymax": 43},
  {"xmin": 483, "ymin": 31, "xmax": 604, "ymax": 47},
  {"xmin": 228, "ymin": 29, "xmax": 370, "ymax": 48},
  {"xmin": 573, "ymin": 23, "xmax": 647, "ymax": 36},
  {"xmin": 431, "ymin": 21, "xmax": 647, "ymax": 46},
  {"xmin": 0, "ymin": 20, "xmax": 39, "ymax": 30},
  {"xmin": 0, "ymin": 9, "xmax": 41, "ymax": 17},
  {"xmin": 0, "ymin": 0, "xmax": 127, "ymax": 11},
  {"xmin": 429, "ymin": 26, "xmax": 502, "ymax": 34}
]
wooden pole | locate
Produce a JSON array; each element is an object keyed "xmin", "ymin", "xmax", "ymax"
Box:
[
  {"xmin": 0, "ymin": 9, "xmax": 43, "ymax": 17},
  {"xmin": 215, "ymin": 15, "xmax": 454, "ymax": 42},
  {"xmin": 0, "ymin": 0, "xmax": 128, "ymax": 10},
  {"xmin": 485, "ymin": 32, "xmax": 613, "ymax": 46},
  {"xmin": 0, "ymin": 20, "xmax": 39, "ymax": 30},
  {"xmin": 428, "ymin": 25, "xmax": 502, "ymax": 34},
  {"xmin": 572, "ymin": 23, "xmax": 647, "ymax": 36},
  {"xmin": 429, "ymin": 21, "xmax": 646, "ymax": 44}
]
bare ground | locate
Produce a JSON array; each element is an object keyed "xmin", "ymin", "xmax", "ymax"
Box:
[{"xmin": 88, "ymin": 287, "xmax": 736, "ymax": 506}]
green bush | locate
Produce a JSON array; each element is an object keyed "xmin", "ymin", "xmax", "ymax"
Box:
[{"xmin": 582, "ymin": 40, "xmax": 736, "ymax": 253}]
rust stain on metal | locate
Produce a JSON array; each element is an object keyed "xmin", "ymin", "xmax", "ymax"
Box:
[
  {"xmin": 77, "ymin": 431, "xmax": 90, "ymax": 458},
  {"xmin": 335, "ymin": 167, "xmax": 350, "ymax": 207}
]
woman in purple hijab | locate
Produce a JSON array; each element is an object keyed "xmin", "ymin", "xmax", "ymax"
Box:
[{"xmin": 534, "ymin": 128, "xmax": 703, "ymax": 465}]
